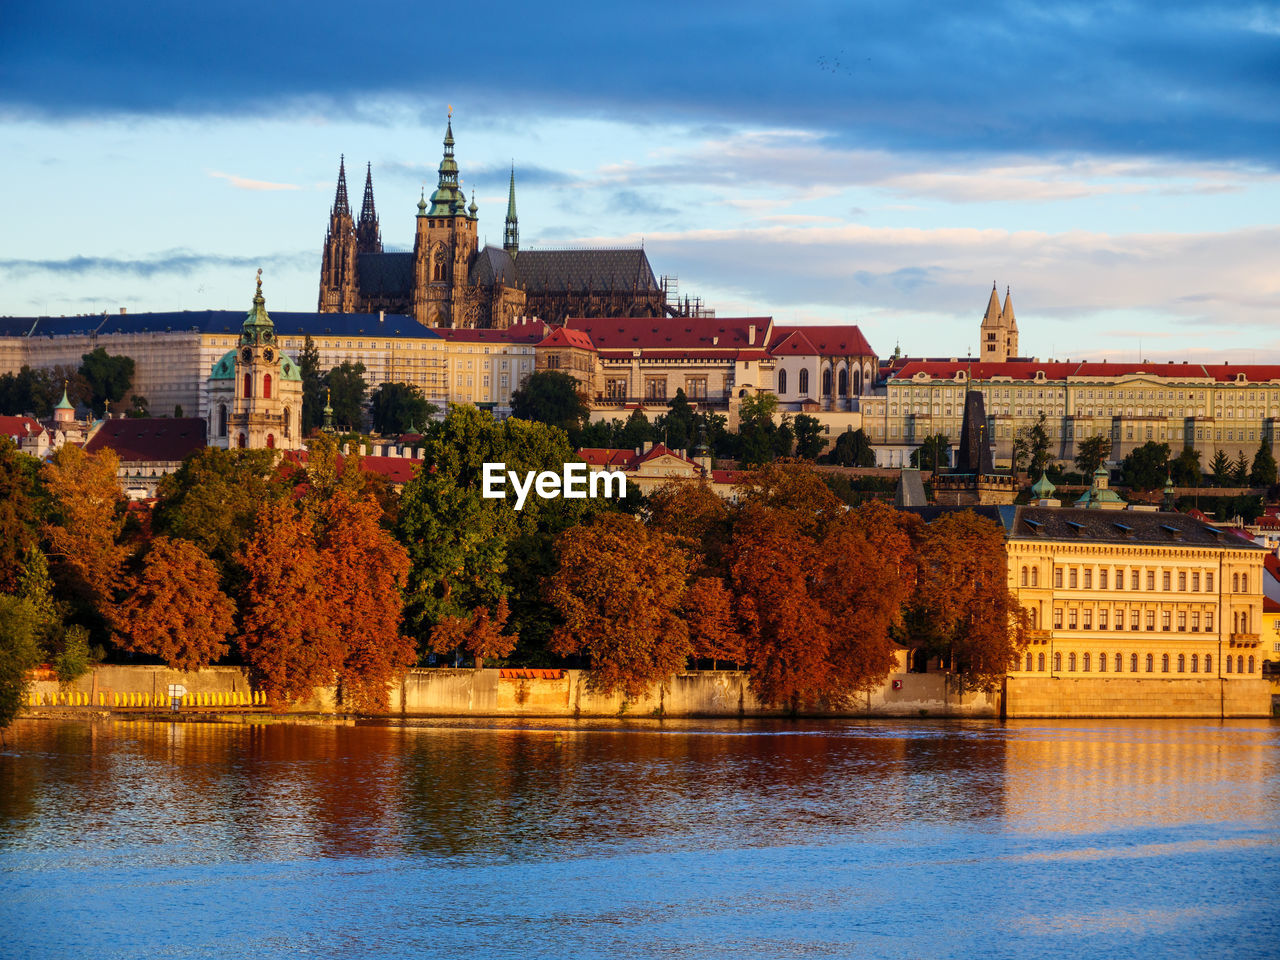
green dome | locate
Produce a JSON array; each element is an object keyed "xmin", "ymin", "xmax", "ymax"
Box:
[
  {"xmin": 209, "ymin": 349, "xmax": 302, "ymax": 381},
  {"xmin": 1031, "ymin": 473, "xmax": 1056, "ymax": 498}
]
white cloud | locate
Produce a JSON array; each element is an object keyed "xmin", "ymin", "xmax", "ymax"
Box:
[{"xmin": 208, "ymin": 170, "xmax": 301, "ymax": 191}]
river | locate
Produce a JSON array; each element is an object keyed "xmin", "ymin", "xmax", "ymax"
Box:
[{"xmin": 2, "ymin": 717, "xmax": 1278, "ymax": 959}]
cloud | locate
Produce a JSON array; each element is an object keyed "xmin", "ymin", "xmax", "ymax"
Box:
[
  {"xmin": 2, "ymin": 1, "xmax": 1276, "ymax": 165},
  {"xmin": 0, "ymin": 249, "xmax": 314, "ymax": 279},
  {"xmin": 609, "ymin": 189, "xmax": 679, "ymax": 218},
  {"xmin": 208, "ymin": 171, "xmax": 300, "ymax": 191}
]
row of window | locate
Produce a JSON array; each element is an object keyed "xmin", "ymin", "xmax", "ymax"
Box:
[
  {"xmin": 777, "ymin": 368, "xmax": 865, "ymax": 397},
  {"xmin": 1024, "ymin": 567, "xmax": 1234, "ymax": 594},
  {"xmin": 1049, "ymin": 608, "xmax": 1220, "ymax": 632},
  {"xmin": 1015, "ymin": 651, "xmax": 1255, "ymax": 675}
]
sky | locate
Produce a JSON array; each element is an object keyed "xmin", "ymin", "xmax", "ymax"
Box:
[{"xmin": 1, "ymin": 0, "xmax": 1277, "ymax": 362}]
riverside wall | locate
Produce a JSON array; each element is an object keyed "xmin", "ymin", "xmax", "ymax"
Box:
[
  {"xmin": 28, "ymin": 661, "xmax": 998, "ymax": 719},
  {"xmin": 29, "ymin": 664, "xmax": 1271, "ymax": 719}
]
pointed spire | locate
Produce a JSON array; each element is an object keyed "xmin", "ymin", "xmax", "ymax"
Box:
[
  {"xmin": 357, "ymin": 162, "xmax": 381, "ymax": 252},
  {"xmin": 359, "ymin": 163, "xmax": 377, "ymax": 223},
  {"xmin": 503, "ymin": 164, "xmax": 519, "ymax": 255},
  {"xmin": 428, "ymin": 109, "xmax": 463, "ymax": 216},
  {"xmin": 241, "ymin": 268, "xmax": 275, "ymax": 344},
  {"xmin": 983, "ymin": 281, "xmax": 1001, "ymax": 322},
  {"xmin": 333, "ymin": 155, "xmax": 350, "ymax": 217},
  {"xmin": 1002, "ymin": 285, "xmax": 1016, "ymax": 325},
  {"xmin": 322, "ymin": 387, "xmax": 334, "ymax": 433}
]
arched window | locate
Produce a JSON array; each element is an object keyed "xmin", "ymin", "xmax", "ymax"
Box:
[
  {"xmin": 1031, "ymin": 568, "xmax": 1038, "ymax": 587},
  {"xmin": 237, "ymin": 433, "xmax": 246, "ymax": 449},
  {"xmin": 778, "ymin": 369, "xmax": 787, "ymax": 394},
  {"xmin": 266, "ymin": 434, "xmax": 275, "ymax": 450},
  {"xmin": 1226, "ymin": 655, "xmax": 1234, "ymax": 673},
  {"xmin": 1100, "ymin": 652, "xmax": 1108, "ymax": 671},
  {"xmin": 854, "ymin": 368, "xmax": 863, "ymax": 395},
  {"xmin": 1037, "ymin": 652, "xmax": 1045, "ymax": 672},
  {"xmin": 1238, "ymin": 655, "xmax": 1245, "ymax": 674},
  {"xmin": 283, "ymin": 407, "xmax": 291, "ymax": 439},
  {"xmin": 1191, "ymin": 654, "xmax": 1199, "ymax": 673},
  {"xmin": 1068, "ymin": 652, "xmax": 1076, "ymax": 671},
  {"xmin": 1053, "ymin": 652, "xmax": 1062, "ymax": 672},
  {"xmin": 218, "ymin": 403, "xmax": 227, "ymax": 438},
  {"xmin": 838, "ymin": 368, "xmax": 848, "ymax": 397},
  {"xmin": 263, "ymin": 373, "xmax": 272, "ymax": 400},
  {"xmin": 1241, "ymin": 574, "xmax": 1248, "ymax": 593},
  {"xmin": 433, "ymin": 246, "xmax": 447, "ymax": 282},
  {"xmin": 1146, "ymin": 653, "xmax": 1154, "ymax": 672},
  {"xmin": 822, "ymin": 368, "xmax": 832, "ymax": 396},
  {"xmin": 243, "ymin": 373, "xmax": 252, "ymax": 398},
  {"xmin": 799, "ymin": 369, "xmax": 809, "ymax": 396},
  {"xmin": 1248, "ymin": 656, "xmax": 1255, "ymax": 674},
  {"xmin": 1131, "ymin": 653, "xmax": 1138, "ymax": 672},
  {"xmin": 1082, "ymin": 652, "xmax": 1091, "ymax": 671},
  {"xmin": 1177, "ymin": 654, "xmax": 1185, "ymax": 672},
  {"xmin": 1021, "ymin": 566, "xmax": 1028, "ymax": 587},
  {"xmin": 1025, "ymin": 652, "xmax": 1033, "ymax": 672},
  {"xmin": 1205, "ymin": 654, "xmax": 1212, "ymax": 673}
]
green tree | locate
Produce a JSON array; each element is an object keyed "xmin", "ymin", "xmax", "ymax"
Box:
[
  {"xmin": 1022, "ymin": 414, "xmax": 1052, "ymax": 479},
  {"xmin": 298, "ymin": 336, "xmax": 325, "ymax": 434},
  {"xmin": 792, "ymin": 414, "xmax": 825, "ymax": 460},
  {"xmin": 0, "ymin": 596, "xmax": 42, "ymax": 728},
  {"xmin": 125, "ymin": 394, "xmax": 149, "ymax": 418},
  {"xmin": 1209, "ymin": 449, "xmax": 1232, "ymax": 487},
  {"xmin": 827, "ymin": 427, "xmax": 876, "ymax": 467},
  {"xmin": 1170, "ymin": 447, "xmax": 1203, "ymax": 487},
  {"xmin": 78, "ymin": 347, "xmax": 135, "ymax": 416},
  {"xmin": 1233, "ymin": 451, "xmax": 1250, "ymax": 485},
  {"xmin": 510, "ymin": 370, "xmax": 589, "ymax": 438},
  {"xmin": 369, "ymin": 382, "xmax": 437, "ymax": 435},
  {"xmin": 153, "ymin": 447, "xmax": 286, "ymax": 575},
  {"xmin": 616, "ymin": 410, "xmax": 657, "ymax": 450},
  {"xmin": 1074, "ymin": 435, "xmax": 1111, "ymax": 477},
  {"xmin": 737, "ymin": 393, "xmax": 789, "ymax": 466},
  {"xmin": 324, "ymin": 361, "xmax": 367, "ymax": 431},
  {"xmin": 1250, "ymin": 440, "xmax": 1277, "ymax": 486},
  {"xmin": 1119, "ymin": 440, "xmax": 1171, "ymax": 492},
  {"xmin": 910, "ymin": 434, "xmax": 950, "ymax": 472},
  {"xmin": 654, "ymin": 389, "xmax": 697, "ymax": 452},
  {"xmin": 0, "ymin": 438, "xmax": 45, "ymax": 593}
]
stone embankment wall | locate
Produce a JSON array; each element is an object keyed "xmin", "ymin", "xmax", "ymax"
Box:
[
  {"xmin": 27, "ymin": 663, "xmax": 997, "ymax": 719},
  {"xmin": 1004, "ymin": 676, "xmax": 1270, "ymax": 718}
]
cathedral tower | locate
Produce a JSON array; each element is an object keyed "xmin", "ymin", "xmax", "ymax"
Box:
[
  {"xmin": 412, "ymin": 112, "xmax": 480, "ymax": 327},
  {"xmin": 504, "ymin": 165, "xmax": 519, "ymax": 255},
  {"xmin": 318, "ymin": 157, "xmax": 359, "ymax": 312},
  {"xmin": 356, "ymin": 162, "xmax": 382, "ymax": 254}
]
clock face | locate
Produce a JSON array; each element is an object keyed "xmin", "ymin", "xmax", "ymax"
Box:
[
  {"xmin": 241, "ymin": 348, "xmax": 253, "ymax": 363},
  {"xmin": 263, "ymin": 348, "xmax": 274, "ymax": 362}
]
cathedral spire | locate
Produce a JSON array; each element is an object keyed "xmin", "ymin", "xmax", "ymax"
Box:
[
  {"xmin": 333, "ymin": 155, "xmax": 350, "ymax": 217},
  {"xmin": 428, "ymin": 108, "xmax": 464, "ymax": 216},
  {"xmin": 503, "ymin": 164, "xmax": 519, "ymax": 255},
  {"xmin": 356, "ymin": 162, "xmax": 381, "ymax": 253},
  {"xmin": 983, "ymin": 281, "xmax": 1001, "ymax": 322}
]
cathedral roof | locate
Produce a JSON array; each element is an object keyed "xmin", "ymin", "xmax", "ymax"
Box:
[
  {"xmin": 470, "ymin": 245, "xmax": 518, "ymax": 287},
  {"xmin": 356, "ymin": 252, "xmax": 415, "ymax": 299},
  {"xmin": 512, "ymin": 248, "xmax": 662, "ymax": 294}
]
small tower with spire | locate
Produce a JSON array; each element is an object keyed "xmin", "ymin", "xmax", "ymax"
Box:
[
  {"xmin": 978, "ymin": 281, "xmax": 1018, "ymax": 362},
  {"xmin": 503, "ymin": 165, "xmax": 519, "ymax": 255},
  {"xmin": 356, "ymin": 162, "xmax": 382, "ymax": 254},
  {"xmin": 413, "ymin": 108, "xmax": 480, "ymax": 328},
  {"xmin": 318, "ymin": 156, "xmax": 359, "ymax": 312}
]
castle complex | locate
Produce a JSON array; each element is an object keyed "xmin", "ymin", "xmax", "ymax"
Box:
[{"xmin": 318, "ymin": 114, "xmax": 668, "ymax": 328}]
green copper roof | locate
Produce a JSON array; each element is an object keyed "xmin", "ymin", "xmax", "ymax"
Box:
[
  {"xmin": 240, "ymin": 270, "xmax": 275, "ymax": 345},
  {"xmin": 209, "ymin": 348, "xmax": 301, "ymax": 381},
  {"xmin": 54, "ymin": 385, "xmax": 74, "ymax": 411},
  {"xmin": 1031, "ymin": 473, "xmax": 1056, "ymax": 498}
]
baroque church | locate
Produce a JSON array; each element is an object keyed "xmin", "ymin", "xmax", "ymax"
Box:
[{"xmin": 318, "ymin": 114, "xmax": 670, "ymax": 328}]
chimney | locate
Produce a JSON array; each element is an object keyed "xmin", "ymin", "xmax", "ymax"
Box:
[
  {"xmin": 748, "ymin": 324, "xmax": 756, "ymax": 345},
  {"xmin": 379, "ymin": 310, "xmax": 385, "ymax": 323},
  {"xmin": 119, "ymin": 307, "xmax": 127, "ymax": 315}
]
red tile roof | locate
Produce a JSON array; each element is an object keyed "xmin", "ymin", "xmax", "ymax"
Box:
[
  {"xmin": 636, "ymin": 443, "xmax": 697, "ymax": 466},
  {"xmin": 0, "ymin": 415, "xmax": 44, "ymax": 440},
  {"xmin": 577, "ymin": 447, "xmax": 638, "ymax": 469},
  {"xmin": 1205, "ymin": 363, "xmax": 1280, "ymax": 383},
  {"xmin": 893, "ymin": 361, "xmax": 1079, "ymax": 381},
  {"xmin": 771, "ymin": 324, "xmax": 875, "ymax": 357},
  {"xmin": 83, "ymin": 418, "xmax": 207, "ymax": 462},
  {"xmin": 283, "ymin": 449, "xmax": 422, "ymax": 485},
  {"xmin": 431, "ymin": 321, "xmax": 551, "ymax": 344},
  {"xmin": 539, "ymin": 326, "xmax": 596, "ymax": 351},
  {"xmin": 1072, "ymin": 361, "xmax": 1209, "ymax": 379},
  {"xmin": 565, "ymin": 316, "xmax": 772, "ymax": 355}
]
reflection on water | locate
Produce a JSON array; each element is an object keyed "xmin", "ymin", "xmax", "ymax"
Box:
[{"xmin": 2, "ymin": 718, "xmax": 1278, "ymax": 960}]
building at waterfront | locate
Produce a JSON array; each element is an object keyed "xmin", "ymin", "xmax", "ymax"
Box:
[{"xmin": 318, "ymin": 115, "xmax": 670, "ymax": 328}]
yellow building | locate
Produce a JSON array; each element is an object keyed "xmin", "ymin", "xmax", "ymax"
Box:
[{"xmin": 999, "ymin": 503, "xmax": 1270, "ymax": 717}]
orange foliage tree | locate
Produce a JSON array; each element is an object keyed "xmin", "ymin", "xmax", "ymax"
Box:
[
  {"xmin": 114, "ymin": 536, "xmax": 235, "ymax": 671},
  {"xmin": 645, "ymin": 480, "xmax": 732, "ymax": 571},
  {"xmin": 683, "ymin": 576, "xmax": 744, "ymax": 667},
  {"xmin": 429, "ymin": 596, "xmax": 517, "ymax": 668},
  {"xmin": 318, "ymin": 491, "xmax": 414, "ymax": 711},
  {"xmin": 237, "ymin": 499, "xmax": 344, "ymax": 706},
  {"xmin": 42, "ymin": 444, "xmax": 128, "ymax": 621},
  {"xmin": 901, "ymin": 509, "xmax": 1028, "ymax": 690},
  {"xmin": 548, "ymin": 514, "xmax": 692, "ymax": 700}
]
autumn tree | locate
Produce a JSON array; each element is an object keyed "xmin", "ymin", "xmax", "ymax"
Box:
[
  {"xmin": 735, "ymin": 459, "xmax": 844, "ymax": 538},
  {"xmin": 317, "ymin": 491, "xmax": 414, "ymax": 711},
  {"xmin": 42, "ymin": 444, "xmax": 128, "ymax": 629},
  {"xmin": 114, "ymin": 537, "xmax": 235, "ymax": 671},
  {"xmin": 901, "ymin": 509, "xmax": 1028, "ymax": 690},
  {"xmin": 644, "ymin": 480, "xmax": 732, "ymax": 572},
  {"xmin": 683, "ymin": 576, "xmax": 743, "ymax": 667},
  {"xmin": 548, "ymin": 514, "xmax": 692, "ymax": 700},
  {"xmin": 429, "ymin": 596, "xmax": 518, "ymax": 668}
]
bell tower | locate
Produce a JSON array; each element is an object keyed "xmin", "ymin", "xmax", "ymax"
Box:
[
  {"xmin": 223, "ymin": 271, "xmax": 303, "ymax": 451},
  {"xmin": 412, "ymin": 109, "xmax": 480, "ymax": 327}
]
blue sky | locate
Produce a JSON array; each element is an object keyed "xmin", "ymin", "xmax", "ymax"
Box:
[{"xmin": 2, "ymin": 1, "xmax": 1277, "ymax": 361}]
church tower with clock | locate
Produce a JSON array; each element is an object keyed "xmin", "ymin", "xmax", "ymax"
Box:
[{"xmin": 206, "ymin": 271, "xmax": 304, "ymax": 451}]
